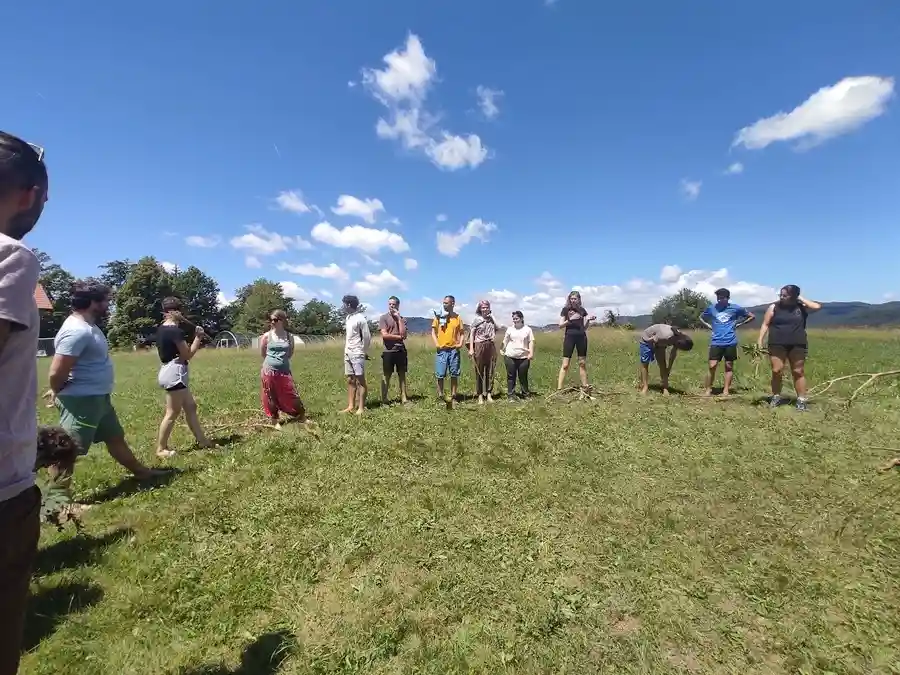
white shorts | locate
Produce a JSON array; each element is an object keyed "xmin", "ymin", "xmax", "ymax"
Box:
[{"xmin": 344, "ymin": 355, "xmax": 365, "ymax": 376}]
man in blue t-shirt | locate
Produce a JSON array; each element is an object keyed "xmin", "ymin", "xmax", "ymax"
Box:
[{"xmin": 699, "ymin": 288, "xmax": 755, "ymax": 396}]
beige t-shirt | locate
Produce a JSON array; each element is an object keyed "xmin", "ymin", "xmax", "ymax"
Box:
[{"xmin": 0, "ymin": 234, "xmax": 40, "ymax": 503}]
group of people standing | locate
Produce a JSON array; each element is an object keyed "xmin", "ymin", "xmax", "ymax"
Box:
[{"xmin": 0, "ymin": 130, "xmax": 823, "ymax": 675}]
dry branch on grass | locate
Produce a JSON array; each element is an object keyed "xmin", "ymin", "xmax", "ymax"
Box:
[
  {"xmin": 808, "ymin": 370, "xmax": 900, "ymax": 405},
  {"xmin": 546, "ymin": 385, "xmax": 628, "ymax": 402}
]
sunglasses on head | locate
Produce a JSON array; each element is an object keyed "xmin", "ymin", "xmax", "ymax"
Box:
[{"xmin": 27, "ymin": 143, "xmax": 45, "ymax": 162}]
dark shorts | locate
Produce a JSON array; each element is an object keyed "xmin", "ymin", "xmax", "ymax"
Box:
[
  {"xmin": 709, "ymin": 345, "xmax": 738, "ymax": 363},
  {"xmin": 56, "ymin": 394, "xmax": 125, "ymax": 455},
  {"xmin": 0, "ymin": 485, "xmax": 40, "ymax": 675},
  {"xmin": 382, "ymin": 349, "xmax": 408, "ymax": 375},
  {"xmin": 563, "ymin": 332, "xmax": 588, "ymax": 359},
  {"xmin": 769, "ymin": 344, "xmax": 808, "ymax": 358}
]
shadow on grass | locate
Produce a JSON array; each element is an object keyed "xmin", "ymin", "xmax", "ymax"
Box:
[
  {"xmin": 178, "ymin": 630, "xmax": 296, "ymax": 675},
  {"xmin": 80, "ymin": 467, "xmax": 190, "ymax": 506},
  {"xmin": 365, "ymin": 393, "xmax": 427, "ymax": 410},
  {"xmin": 749, "ymin": 395, "xmax": 797, "ymax": 407},
  {"xmin": 23, "ymin": 582, "xmax": 104, "ymax": 652},
  {"xmin": 33, "ymin": 527, "xmax": 133, "ymax": 576},
  {"xmin": 647, "ymin": 384, "xmax": 687, "ymax": 395}
]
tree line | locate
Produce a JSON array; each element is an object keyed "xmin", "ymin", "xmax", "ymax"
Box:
[{"xmin": 34, "ymin": 251, "xmax": 351, "ymax": 346}]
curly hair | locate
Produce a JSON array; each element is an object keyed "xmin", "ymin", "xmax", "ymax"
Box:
[{"xmin": 35, "ymin": 425, "xmax": 82, "ymax": 470}]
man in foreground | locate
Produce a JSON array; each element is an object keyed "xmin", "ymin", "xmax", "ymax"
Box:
[
  {"xmin": 45, "ymin": 280, "xmax": 167, "ymax": 491},
  {"xmin": 0, "ymin": 132, "xmax": 48, "ymax": 675},
  {"xmin": 341, "ymin": 294, "xmax": 371, "ymax": 415},
  {"xmin": 431, "ymin": 295, "xmax": 464, "ymax": 407},
  {"xmin": 699, "ymin": 288, "xmax": 754, "ymax": 396},
  {"xmin": 379, "ymin": 295, "xmax": 409, "ymax": 405}
]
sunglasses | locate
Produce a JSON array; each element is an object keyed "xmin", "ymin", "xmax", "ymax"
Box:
[
  {"xmin": 27, "ymin": 142, "xmax": 45, "ymax": 163},
  {"xmin": 270, "ymin": 317, "xmax": 281, "ymax": 322}
]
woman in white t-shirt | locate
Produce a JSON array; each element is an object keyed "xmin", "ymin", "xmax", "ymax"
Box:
[{"xmin": 501, "ymin": 310, "xmax": 535, "ymax": 401}]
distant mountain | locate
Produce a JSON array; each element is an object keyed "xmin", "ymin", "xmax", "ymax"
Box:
[
  {"xmin": 619, "ymin": 301, "xmax": 900, "ymax": 330},
  {"xmin": 399, "ymin": 301, "xmax": 900, "ymax": 334}
]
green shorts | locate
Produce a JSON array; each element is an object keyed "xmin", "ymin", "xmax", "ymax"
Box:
[{"xmin": 56, "ymin": 394, "xmax": 124, "ymax": 455}]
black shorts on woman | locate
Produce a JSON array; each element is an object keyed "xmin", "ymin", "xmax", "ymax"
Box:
[{"xmin": 561, "ymin": 306, "xmax": 588, "ymax": 358}]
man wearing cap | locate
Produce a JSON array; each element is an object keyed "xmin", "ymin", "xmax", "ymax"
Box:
[
  {"xmin": 0, "ymin": 131, "xmax": 48, "ymax": 674},
  {"xmin": 699, "ymin": 287, "xmax": 755, "ymax": 396}
]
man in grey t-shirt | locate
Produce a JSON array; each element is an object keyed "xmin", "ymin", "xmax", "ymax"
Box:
[
  {"xmin": 638, "ymin": 323, "xmax": 694, "ymax": 395},
  {"xmin": 378, "ymin": 295, "xmax": 409, "ymax": 404},
  {"xmin": 0, "ymin": 132, "xmax": 47, "ymax": 675}
]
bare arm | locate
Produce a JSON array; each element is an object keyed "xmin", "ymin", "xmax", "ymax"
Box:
[
  {"xmin": 757, "ymin": 305, "xmax": 775, "ymax": 346},
  {"xmin": 667, "ymin": 346, "xmax": 679, "ymax": 370},
  {"xmin": 48, "ymin": 354, "xmax": 77, "ymax": 394},
  {"xmin": 527, "ymin": 328, "xmax": 535, "ymax": 359},
  {"xmin": 287, "ymin": 333, "xmax": 294, "ymax": 359},
  {"xmin": 431, "ymin": 325, "xmax": 439, "ymax": 348},
  {"xmin": 799, "ymin": 296, "xmax": 822, "ymax": 312},
  {"xmin": 398, "ymin": 316, "xmax": 407, "ymax": 339},
  {"xmin": 558, "ymin": 313, "xmax": 567, "ymax": 328},
  {"xmin": 176, "ymin": 328, "xmax": 205, "ymax": 362},
  {"xmin": 455, "ymin": 322, "xmax": 465, "ymax": 350},
  {"xmin": 698, "ymin": 312, "xmax": 712, "ymax": 330},
  {"xmin": 738, "ymin": 311, "xmax": 756, "ymax": 326},
  {"xmin": 259, "ymin": 334, "xmax": 268, "ymax": 358}
]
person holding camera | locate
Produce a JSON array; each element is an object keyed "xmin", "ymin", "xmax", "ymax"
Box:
[{"xmin": 155, "ymin": 296, "xmax": 214, "ymax": 457}]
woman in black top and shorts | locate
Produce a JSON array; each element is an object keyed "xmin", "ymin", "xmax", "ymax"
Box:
[
  {"xmin": 557, "ymin": 290, "xmax": 597, "ymax": 390},
  {"xmin": 155, "ymin": 297, "xmax": 214, "ymax": 457},
  {"xmin": 757, "ymin": 285, "xmax": 821, "ymax": 411}
]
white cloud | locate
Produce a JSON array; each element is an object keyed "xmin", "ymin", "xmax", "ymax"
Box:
[
  {"xmin": 331, "ymin": 195, "xmax": 385, "ymax": 224},
  {"xmin": 278, "ymin": 281, "xmax": 309, "ymax": 306},
  {"xmin": 426, "ymin": 133, "xmax": 488, "ymax": 171},
  {"xmin": 275, "ymin": 190, "xmax": 314, "ymax": 215},
  {"xmin": 354, "ymin": 269, "xmax": 407, "ymax": 296},
  {"xmin": 403, "ymin": 258, "xmax": 418, "ymax": 270},
  {"xmin": 436, "ymin": 213, "xmax": 448, "ymax": 222},
  {"xmin": 276, "ymin": 261, "xmax": 349, "ymax": 281},
  {"xmin": 660, "ymin": 265, "xmax": 682, "ymax": 283},
  {"xmin": 387, "ymin": 217, "xmax": 402, "ymax": 226},
  {"xmin": 319, "ymin": 289, "xmax": 333, "ymax": 298},
  {"xmin": 215, "ymin": 291, "xmax": 231, "ymax": 308},
  {"xmin": 311, "ymin": 221, "xmax": 410, "ymax": 254},
  {"xmin": 680, "ymin": 179, "xmax": 702, "ymax": 201},
  {"xmin": 436, "ymin": 218, "xmax": 497, "ymax": 257},
  {"xmin": 732, "ymin": 75, "xmax": 895, "ymax": 151},
  {"xmin": 185, "ymin": 235, "xmax": 221, "ymax": 248},
  {"xmin": 160, "ymin": 261, "xmax": 177, "ymax": 273},
  {"xmin": 229, "ymin": 224, "xmax": 312, "ymax": 256},
  {"xmin": 361, "ymin": 253, "xmax": 380, "ymax": 266},
  {"xmin": 724, "ymin": 162, "xmax": 744, "ymax": 175},
  {"xmin": 362, "ymin": 34, "xmax": 489, "ymax": 171},
  {"xmin": 245, "ymin": 255, "xmax": 263, "ymax": 269},
  {"xmin": 404, "ymin": 266, "xmax": 777, "ymax": 326},
  {"xmin": 476, "ymin": 86, "xmax": 503, "ymax": 119}
]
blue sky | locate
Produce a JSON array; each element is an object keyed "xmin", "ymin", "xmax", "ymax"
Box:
[{"xmin": 5, "ymin": 0, "xmax": 899, "ymax": 322}]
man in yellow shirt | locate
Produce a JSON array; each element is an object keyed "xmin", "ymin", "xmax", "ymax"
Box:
[{"xmin": 431, "ymin": 295, "xmax": 464, "ymax": 405}]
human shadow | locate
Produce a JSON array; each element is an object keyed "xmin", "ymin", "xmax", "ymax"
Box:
[
  {"xmin": 365, "ymin": 393, "xmax": 426, "ymax": 410},
  {"xmin": 22, "ymin": 581, "xmax": 104, "ymax": 652},
  {"xmin": 750, "ymin": 395, "xmax": 797, "ymax": 407},
  {"xmin": 177, "ymin": 629, "xmax": 296, "ymax": 675},
  {"xmin": 80, "ymin": 467, "xmax": 190, "ymax": 506},
  {"xmin": 647, "ymin": 384, "xmax": 688, "ymax": 396},
  {"xmin": 33, "ymin": 527, "xmax": 133, "ymax": 576}
]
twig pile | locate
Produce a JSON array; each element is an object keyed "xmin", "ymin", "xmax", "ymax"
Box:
[
  {"xmin": 35, "ymin": 425, "xmax": 84, "ymax": 531},
  {"xmin": 808, "ymin": 370, "xmax": 900, "ymax": 405}
]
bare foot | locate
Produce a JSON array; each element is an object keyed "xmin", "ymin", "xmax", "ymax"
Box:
[
  {"xmin": 339, "ymin": 407, "xmax": 354, "ymax": 414},
  {"xmin": 486, "ymin": 394, "xmax": 494, "ymax": 403},
  {"xmin": 721, "ymin": 390, "xmax": 732, "ymax": 397},
  {"xmin": 155, "ymin": 448, "xmax": 176, "ymax": 459},
  {"xmin": 703, "ymin": 390, "xmax": 712, "ymax": 397},
  {"xmin": 662, "ymin": 389, "xmax": 670, "ymax": 397},
  {"xmin": 878, "ymin": 457, "xmax": 900, "ymax": 473},
  {"xmin": 274, "ymin": 422, "xmax": 283, "ymax": 430},
  {"xmin": 355, "ymin": 408, "xmax": 364, "ymax": 416},
  {"xmin": 477, "ymin": 396, "xmax": 484, "ymax": 405},
  {"xmin": 640, "ymin": 387, "xmax": 649, "ymax": 395}
]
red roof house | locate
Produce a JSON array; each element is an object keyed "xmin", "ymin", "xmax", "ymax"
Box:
[{"xmin": 34, "ymin": 283, "xmax": 53, "ymax": 311}]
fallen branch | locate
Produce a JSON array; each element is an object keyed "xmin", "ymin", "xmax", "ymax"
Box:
[
  {"xmin": 876, "ymin": 450, "xmax": 900, "ymax": 473},
  {"xmin": 546, "ymin": 385, "xmax": 597, "ymax": 402},
  {"xmin": 807, "ymin": 370, "xmax": 900, "ymax": 404}
]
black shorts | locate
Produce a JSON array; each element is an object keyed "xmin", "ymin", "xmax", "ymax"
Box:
[
  {"xmin": 165, "ymin": 383, "xmax": 187, "ymax": 392},
  {"xmin": 382, "ymin": 349, "xmax": 408, "ymax": 375},
  {"xmin": 563, "ymin": 333, "xmax": 588, "ymax": 359},
  {"xmin": 769, "ymin": 344, "xmax": 808, "ymax": 358},
  {"xmin": 708, "ymin": 345, "xmax": 738, "ymax": 363}
]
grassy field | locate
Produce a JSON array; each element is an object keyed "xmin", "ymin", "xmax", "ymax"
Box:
[{"xmin": 22, "ymin": 328, "xmax": 900, "ymax": 674}]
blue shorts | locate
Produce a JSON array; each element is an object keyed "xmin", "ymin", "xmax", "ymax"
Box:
[
  {"xmin": 639, "ymin": 341, "xmax": 656, "ymax": 364},
  {"xmin": 435, "ymin": 348, "xmax": 461, "ymax": 378}
]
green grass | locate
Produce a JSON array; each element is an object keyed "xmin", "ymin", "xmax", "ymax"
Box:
[{"xmin": 24, "ymin": 329, "xmax": 900, "ymax": 674}]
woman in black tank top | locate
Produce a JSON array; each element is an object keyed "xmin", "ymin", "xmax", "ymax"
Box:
[{"xmin": 757, "ymin": 285, "xmax": 821, "ymax": 411}]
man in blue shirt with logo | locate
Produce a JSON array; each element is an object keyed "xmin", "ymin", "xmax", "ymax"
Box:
[{"xmin": 699, "ymin": 288, "xmax": 755, "ymax": 396}]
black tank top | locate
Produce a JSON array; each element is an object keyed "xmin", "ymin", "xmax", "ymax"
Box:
[{"xmin": 768, "ymin": 303, "xmax": 808, "ymax": 346}]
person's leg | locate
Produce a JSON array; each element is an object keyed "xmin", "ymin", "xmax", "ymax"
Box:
[
  {"xmin": 0, "ymin": 486, "xmax": 40, "ymax": 675},
  {"xmin": 638, "ymin": 342, "xmax": 654, "ymax": 394},
  {"xmin": 705, "ymin": 347, "xmax": 720, "ymax": 396},
  {"xmin": 380, "ymin": 353, "xmax": 393, "ymax": 403},
  {"xmin": 557, "ymin": 357, "xmax": 570, "ymax": 389},
  {"xmin": 449, "ymin": 349, "xmax": 460, "ymax": 402},
  {"xmin": 576, "ymin": 336, "xmax": 589, "ymax": 387},
  {"xmin": 341, "ymin": 358, "xmax": 356, "ymax": 412},
  {"xmin": 354, "ymin": 359, "xmax": 367, "ymax": 414},
  {"xmin": 768, "ymin": 346, "xmax": 787, "ymax": 406},
  {"xmin": 397, "ymin": 351, "xmax": 409, "ymax": 403},
  {"xmin": 276, "ymin": 373, "xmax": 307, "ymax": 422},
  {"xmin": 182, "ymin": 389, "xmax": 213, "ymax": 448},
  {"xmin": 723, "ymin": 359, "xmax": 735, "ymax": 396},
  {"xmin": 656, "ymin": 346, "xmax": 670, "ymax": 394},
  {"xmin": 50, "ymin": 395, "xmax": 101, "ymax": 487},
  {"xmin": 505, "ymin": 356, "xmax": 517, "ymax": 398},
  {"xmin": 519, "ymin": 358, "xmax": 531, "ymax": 395},
  {"xmin": 474, "ymin": 343, "xmax": 486, "ymax": 402},
  {"xmin": 156, "ymin": 390, "xmax": 184, "ymax": 457},
  {"xmin": 788, "ymin": 347, "xmax": 809, "ymax": 410},
  {"xmin": 558, "ymin": 335, "xmax": 575, "ymax": 389},
  {"xmin": 261, "ymin": 372, "xmax": 278, "ymax": 423},
  {"xmin": 98, "ymin": 399, "xmax": 166, "ymax": 478},
  {"xmin": 486, "ymin": 345, "xmax": 496, "ymax": 402},
  {"xmin": 435, "ymin": 351, "xmax": 447, "ymax": 399}
]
